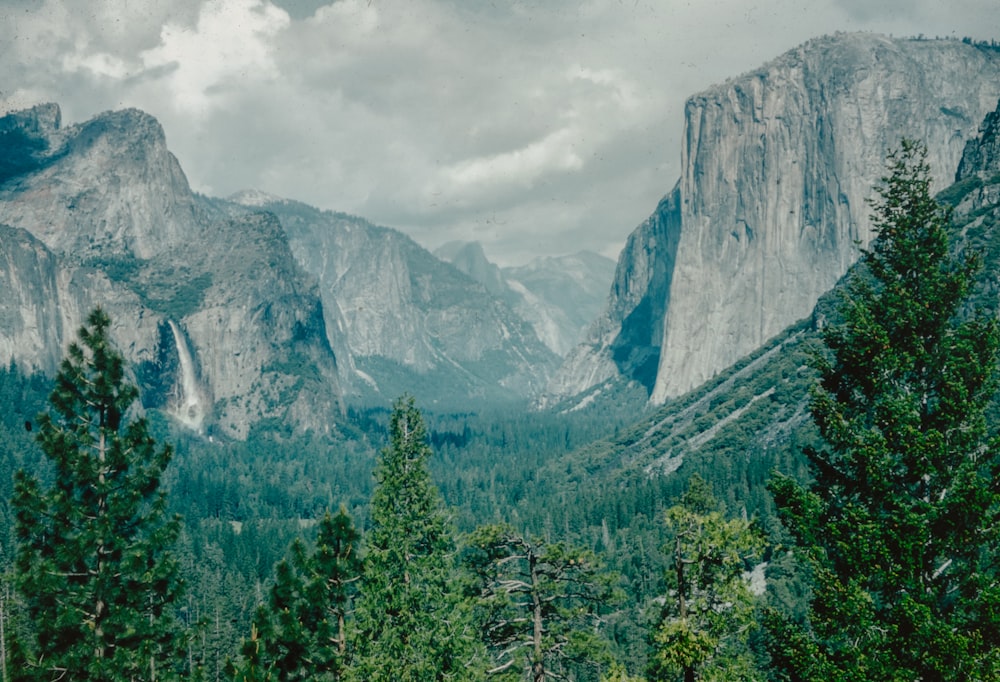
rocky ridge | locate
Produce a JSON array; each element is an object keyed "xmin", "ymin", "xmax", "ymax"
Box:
[
  {"xmin": 0, "ymin": 104, "xmax": 341, "ymax": 439},
  {"xmin": 545, "ymin": 34, "xmax": 1000, "ymax": 407},
  {"xmin": 434, "ymin": 241, "xmax": 616, "ymax": 357},
  {"xmin": 229, "ymin": 196, "xmax": 561, "ymax": 409}
]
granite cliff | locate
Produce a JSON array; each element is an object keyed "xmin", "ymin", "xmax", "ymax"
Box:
[
  {"xmin": 0, "ymin": 102, "xmax": 570, "ymax": 429},
  {"xmin": 433, "ymin": 241, "xmax": 616, "ymax": 357},
  {"xmin": 230, "ymin": 196, "xmax": 560, "ymax": 409},
  {"xmin": 0, "ymin": 104, "xmax": 341, "ymax": 438},
  {"xmin": 546, "ymin": 34, "xmax": 1000, "ymax": 406}
]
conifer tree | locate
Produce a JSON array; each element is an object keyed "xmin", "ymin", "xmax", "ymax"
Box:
[
  {"xmin": 13, "ymin": 308, "xmax": 183, "ymax": 681},
  {"xmin": 648, "ymin": 475, "xmax": 763, "ymax": 682},
  {"xmin": 768, "ymin": 141, "xmax": 1000, "ymax": 680},
  {"xmin": 465, "ymin": 523, "xmax": 619, "ymax": 682},
  {"xmin": 349, "ymin": 396, "xmax": 484, "ymax": 682},
  {"xmin": 230, "ymin": 508, "xmax": 362, "ymax": 682},
  {"xmin": 305, "ymin": 508, "xmax": 362, "ymax": 672}
]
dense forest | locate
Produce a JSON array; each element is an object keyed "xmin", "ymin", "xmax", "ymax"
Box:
[{"xmin": 2, "ymin": 141, "xmax": 1000, "ymax": 681}]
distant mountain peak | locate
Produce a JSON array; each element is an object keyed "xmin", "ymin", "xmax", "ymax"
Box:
[{"xmin": 433, "ymin": 240, "xmax": 506, "ymax": 296}]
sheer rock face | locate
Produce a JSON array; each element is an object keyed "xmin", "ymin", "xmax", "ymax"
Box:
[
  {"xmin": 433, "ymin": 241, "xmax": 617, "ymax": 357},
  {"xmin": 0, "ymin": 223, "xmax": 151, "ymax": 375},
  {"xmin": 541, "ymin": 188, "xmax": 681, "ymax": 406},
  {"xmin": 958, "ymin": 98, "xmax": 1000, "ymax": 180},
  {"xmin": 0, "ymin": 105, "xmax": 341, "ymax": 439},
  {"xmin": 547, "ymin": 34, "xmax": 1000, "ymax": 406},
  {"xmin": 0, "ymin": 107, "xmax": 199, "ymax": 260},
  {"xmin": 953, "ymin": 99, "xmax": 1000, "ymax": 243},
  {"xmin": 238, "ymin": 197, "xmax": 560, "ymax": 408}
]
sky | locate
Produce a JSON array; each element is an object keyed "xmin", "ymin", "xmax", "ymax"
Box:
[{"xmin": 1, "ymin": 0, "xmax": 998, "ymax": 266}]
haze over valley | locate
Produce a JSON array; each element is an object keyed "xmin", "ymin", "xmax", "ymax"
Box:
[{"xmin": 4, "ymin": 3, "xmax": 1000, "ymax": 678}]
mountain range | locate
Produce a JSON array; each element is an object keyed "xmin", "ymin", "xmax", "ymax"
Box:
[
  {"xmin": 0, "ymin": 105, "xmax": 611, "ymax": 434},
  {"xmin": 543, "ymin": 33, "xmax": 1000, "ymax": 408},
  {"xmin": 433, "ymin": 241, "xmax": 616, "ymax": 357},
  {"xmin": 2, "ymin": 33, "xmax": 1000, "ymax": 440}
]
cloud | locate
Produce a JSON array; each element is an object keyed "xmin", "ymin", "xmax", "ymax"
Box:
[
  {"xmin": 437, "ymin": 127, "xmax": 585, "ymax": 197},
  {"xmin": 3, "ymin": 0, "xmax": 999, "ymax": 265},
  {"xmin": 139, "ymin": 0, "xmax": 290, "ymax": 115}
]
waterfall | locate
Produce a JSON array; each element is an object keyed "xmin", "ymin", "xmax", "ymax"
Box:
[{"xmin": 168, "ymin": 321, "xmax": 206, "ymax": 431}]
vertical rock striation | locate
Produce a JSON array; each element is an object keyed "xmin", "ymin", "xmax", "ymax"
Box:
[
  {"xmin": 0, "ymin": 105, "xmax": 341, "ymax": 438},
  {"xmin": 547, "ymin": 34, "xmax": 1000, "ymax": 406},
  {"xmin": 653, "ymin": 35, "xmax": 1000, "ymax": 403}
]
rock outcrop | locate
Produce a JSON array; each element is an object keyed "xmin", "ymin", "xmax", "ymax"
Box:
[
  {"xmin": 541, "ymin": 190, "xmax": 681, "ymax": 405},
  {"xmin": 231, "ymin": 196, "xmax": 560, "ymax": 408},
  {"xmin": 957, "ymin": 97, "xmax": 1000, "ymax": 180},
  {"xmin": 546, "ymin": 34, "xmax": 1000, "ymax": 406},
  {"xmin": 0, "ymin": 105, "xmax": 341, "ymax": 438},
  {"xmin": 434, "ymin": 241, "xmax": 508, "ymax": 297},
  {"xmin": 433, "ymin": 241, "xmax": 617, "ymax": 357}
]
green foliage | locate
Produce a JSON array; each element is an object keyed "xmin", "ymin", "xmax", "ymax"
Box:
[
  {"xmin": 465, "ymin": 523, "xmax": 621, "ymax": 681},
  {"xmin": 648, "ymin": 475, "xmax": 764, "ymax": 682},
  {"xmin": 350, "ymin": 397, "xmax": 485, "ymax": 681},
  {"xmin": 12, "ymin": 308, "xmax": 183, "ymax": 681},
  {"xmin": 0, "ymin": 127, "xmax": 47, "ymax": 184},
  {"xmin": 601, "ymin": 662, "xmax": 648, "ymax": 682},
  {"xmin": 768, "ymin": 141, "xmax": 1000, "ymax": 680},
  {"xmin": 142, "ymin": 270, "xmax": 214, "ymax": 319},
  {"xmin": 230, "ymin": 508, "xmax": 362, "ymax": 681}
]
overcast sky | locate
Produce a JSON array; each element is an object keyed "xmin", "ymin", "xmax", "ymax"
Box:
[{"xmin": 2, "ymin": 0, "xmax": 998, "ymax": 265}]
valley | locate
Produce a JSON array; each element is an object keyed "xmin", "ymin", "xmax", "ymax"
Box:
[{"xmin": 2, "ymin": 31, "xmax": 1000, "ymax": 681}]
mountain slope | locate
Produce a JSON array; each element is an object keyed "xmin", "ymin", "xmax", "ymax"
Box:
[
  {"xmin": 545, "ymin": 34, "xmax": 1000, "ymax": 407},
  {"xmin": 531, "ymin": 94, "xmax": 1000, "ymax": 539},
  {"xmin": 231, "ymin": 196, "xmax": 560, "ymax": 409},
  {"xmin": 0, "ymin": 104, "xmax": 341, "ymax": 438},
  {"xmin": 434, "ymin": 241, "xmax": 617, "ymax": 357}
]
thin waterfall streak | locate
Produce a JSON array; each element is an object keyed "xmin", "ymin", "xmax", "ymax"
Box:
[{"xmin": 168, "ymin": 321, "xmax": 205, "ymax": 431}]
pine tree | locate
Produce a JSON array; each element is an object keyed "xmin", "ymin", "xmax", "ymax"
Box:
[
  {"xmin": 465, "ymin": 523, "xmax": 620, "ymax": 682},
  {"xmin": 304, "ymin": 508, "xmax": 362, "ymax": 676},
  {"xmin": 647, "ymin": 475, "xmax": 763, "ymax": 682},
  {"xmin": 230, "ymin": 508, "xmax": 362, "ymax": 682},
  {"xmin": 349, "ymin": 396, "xmax": 484, "ymax": 682},
  {"xmin": 768, "ymin": 141, "xmax": 1000, "ymax": 680},
  {"xmin": 12, "ymin": 308, "xmax": 183, "ymax": 681}
]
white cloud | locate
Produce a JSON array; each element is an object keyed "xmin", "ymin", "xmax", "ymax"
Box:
[
  {"xmin": 62, "ymin": 50, "xmax": 131, "ymax": 80},
  {"xmin": 311, "ymin": 0, "xmax": 379, "ymax": 37},
  {"xmin": 2, "ymin": 0, "xmax": 999, "ymax": 264},
  {"xmin": 140, "ymin": 0, "xmax": 290, "ymax": 115},
  {"xmin": 570, "ymin": 66, "xmax": 640, "ymax": 112},
  {"xmin": 438, "ymin": 127, "xmax": 585, "ymax": 197}
]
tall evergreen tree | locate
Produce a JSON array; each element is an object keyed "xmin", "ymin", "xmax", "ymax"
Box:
[
  {"xmin": 647, "ymin": 475, "xmax": 763, "ymax": 682},
  {"xmin": 768, "ymin": 141, "xmax": 1000, "ymax": 680},
  {"xmin": 13, "ymin": 308, "xmax": 183, "ymax": 681},
  {"xmin": 305, "ymin": 508, "xmax": 363, "ymax": 673},
  {"xmin": 349, "ymin": 396, "xmax": 484, "ymax": 682},
  {"xmin": 230, "ymin": 508, "xmax": 362, "ymax": 682},
  {"xmin": 465, "ymin": 523, "xmax": 619, "ymax": 682}
]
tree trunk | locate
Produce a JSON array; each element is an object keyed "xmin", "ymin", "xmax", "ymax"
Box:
[{"xmin": 531, "ymin": 550, "xmax": 545, "ymax": 682}]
